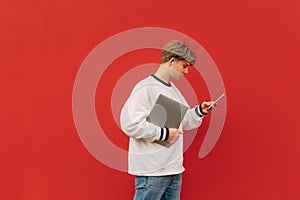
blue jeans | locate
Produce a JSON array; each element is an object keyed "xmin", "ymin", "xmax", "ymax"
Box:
[{"xmin": 134, "ymin": 174, "xmax": 182, "ymax": 200}]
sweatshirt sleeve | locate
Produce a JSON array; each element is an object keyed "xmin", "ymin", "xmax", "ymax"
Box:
[
  {"xmin": 120, "ymin": 87, "xmax": 169, "ymax": 142},
  {"xmin": 181, "ymin": 105, "xmax": 204, "ymax": 131}
]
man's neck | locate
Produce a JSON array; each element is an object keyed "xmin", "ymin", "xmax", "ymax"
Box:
[{"xmin": 154, "ymin": 64, "xmax": 171, "ymax": 84}]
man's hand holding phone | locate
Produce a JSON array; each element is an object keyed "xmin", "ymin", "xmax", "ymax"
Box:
[{"xmin": 201, "ymin": 93, "xmax": 225, "ymax": 114}]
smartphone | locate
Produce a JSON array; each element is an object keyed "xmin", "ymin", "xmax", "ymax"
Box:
[{"xmin": 208, "ymin": 93, "xmax": 225, "ymax": 110}]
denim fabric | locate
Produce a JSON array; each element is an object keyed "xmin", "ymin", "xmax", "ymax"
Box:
[{"xmin": 134, "ymin": 174, "xmax": 182, "ymax": 200}]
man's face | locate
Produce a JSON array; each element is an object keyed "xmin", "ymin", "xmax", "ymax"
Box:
[{"xmin": 170, "ymin": 60, "xmax": 191, "ymax": 80}]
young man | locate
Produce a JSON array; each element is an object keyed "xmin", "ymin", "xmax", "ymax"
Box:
[{"xmin": 120, "ymin": 40, "xmax": 213, "ymax": 200}]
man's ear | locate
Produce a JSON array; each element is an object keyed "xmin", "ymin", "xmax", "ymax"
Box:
[{"xmin": 168, "ymin": 58, "xmax": 175, "ymax": 67}]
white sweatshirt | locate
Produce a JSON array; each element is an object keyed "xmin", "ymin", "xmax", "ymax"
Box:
[{"xmin": 120, "ymin": 75, "xmax": 204, "ymax": 176}]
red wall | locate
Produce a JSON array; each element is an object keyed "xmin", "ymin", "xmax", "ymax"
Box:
[{"xmin": 1, "ymin": 0, "xmax": 300, "ymax": 199}]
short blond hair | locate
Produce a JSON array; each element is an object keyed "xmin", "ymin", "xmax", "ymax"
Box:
[{"xmin": 161, "ymin": 40, "xmax": 196, "ymax": 65}]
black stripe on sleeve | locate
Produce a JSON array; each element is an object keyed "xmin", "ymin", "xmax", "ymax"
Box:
[
  {"xmin": 164, "ymin": 128, "xmax": 169, "ymax": 141},
  {"xmin": 159, "ymin": 128, "xmax": 164, "ymax": 141},
  {"xmin": 195, "ymin": 106, "xmax": 203, "ymax": 117}
]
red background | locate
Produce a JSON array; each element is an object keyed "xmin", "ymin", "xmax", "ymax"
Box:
[{"xmin": 1, "ymin": 0, "xmax": 300, "ymax": 199}]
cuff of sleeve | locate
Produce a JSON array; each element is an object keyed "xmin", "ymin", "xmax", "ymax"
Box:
[
  {"xmin": 159, "ymin": 128, "xmax": 169, "ymax": 141},
  {"xmin": 195, "ymin": 106, "xmax": 205, "ymax": 118}
]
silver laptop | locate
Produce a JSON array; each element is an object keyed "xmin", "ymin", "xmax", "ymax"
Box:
[{"xmin": 147, "ymin": 94, "xmax": 189, "ymax": 146}]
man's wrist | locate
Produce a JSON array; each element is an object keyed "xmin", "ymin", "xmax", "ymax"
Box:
[
  {"xmin": 159, "ymin": 128, "xmax": 169, "ymax": 141},
  {"xmin": 200, "ymin": 103, "xmax": 208, "ymax": 115},
  {"xmin": 195, "ymin": 104, "xmax": 207, "ymax": 117}
]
